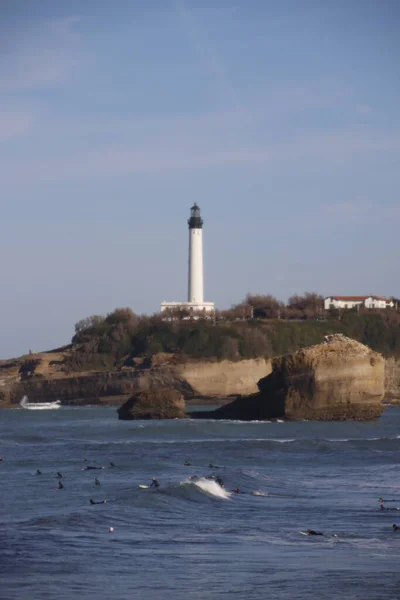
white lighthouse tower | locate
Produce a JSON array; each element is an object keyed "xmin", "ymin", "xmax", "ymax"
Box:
[
  {"xmin": 161, "ymin": 204, "xmax": 214, "ymax": 316},
  {"xmin": 188, "ymin": 203, "xmax": 204, "ymax": 303}
]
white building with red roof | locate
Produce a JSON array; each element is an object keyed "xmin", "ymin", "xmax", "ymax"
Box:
[{"xmin": 324, "ymin": 296, "xmax": 394, "ymax": 310}]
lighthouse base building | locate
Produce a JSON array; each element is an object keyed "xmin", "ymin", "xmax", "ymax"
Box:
[
  {"xmin": 161, "ymin": 203, "xmax": 215, "ymax": 317},
  {"xmin": 160, "ymin": 301, "xmax": 215, "ymax": 315}
]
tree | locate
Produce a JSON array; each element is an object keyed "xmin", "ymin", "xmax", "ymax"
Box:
[
  {"xmin": 244, "ymin": 294, "xmax": 283, "ymax": 319},
  {"xmin": 74, "ymin": 315, "xmax": 105, "ymax": 334},
  {"xmin": 105, "ymin": 307, "xmax": 137, "ymax": 326},
  {"xmin": 287, "ymin": 292, "xmax": 324, "ymax": 318}
]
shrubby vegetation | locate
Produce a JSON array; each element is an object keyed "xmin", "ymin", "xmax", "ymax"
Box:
[
  {"xmin": 217, "ymin": 292, "xmax": 325, "ymax": 320},
  {"xmin": 65, "ymin": 295, "xmax": 400, "ymax": 372}
]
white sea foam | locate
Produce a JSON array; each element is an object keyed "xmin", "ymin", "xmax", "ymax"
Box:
[
  {"xmin": 87, "ymin": 437, "xmax": 299, "ymax": 445},
  {"xmin": 328, "ymin": 436, "xmax": 399, "ymax": 442},
  {"xmin": 190, "ymin": 477, "xmax": 231, "ymax": 499},
  {"xmin": 245, "ymin": 438, "xmax": 296, "ymax": 443},
  {"xmin": 219, "ymin": 420, "xmax": 271, "ymax": 424}
]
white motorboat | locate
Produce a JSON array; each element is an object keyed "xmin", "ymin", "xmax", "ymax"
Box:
[{"xmin": 20, "ymin": 396, "xmax": 61, "ymax": 410}]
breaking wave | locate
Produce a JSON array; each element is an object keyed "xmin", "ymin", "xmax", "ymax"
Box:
[{"xmin": 190, "ymin": 477, "xmax": 231, "ymax": 499}]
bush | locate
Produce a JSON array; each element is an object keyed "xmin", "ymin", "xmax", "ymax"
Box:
[{"xmin": 67, "ymin": 302, "xmax": 400, "ymax": 373}]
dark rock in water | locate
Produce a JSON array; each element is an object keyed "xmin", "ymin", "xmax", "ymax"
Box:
[
  {"xmin": 117, "ymin": 389, "xmax": 185, "ymax": 420},
  {"xmin": 191, "ymin": 335, "xmax": 385, "ymax": 421},
  {"xmin": 190, "ymin": 393, "xmax": 280, "ymax": 421}
]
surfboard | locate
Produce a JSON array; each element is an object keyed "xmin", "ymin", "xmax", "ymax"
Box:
[
  {"xmin": 139, "ymin": 485, "xmax": 149, "ymax": 489},
  {"xmin": 300, "ymin": 531, "xmax": 309, "ymax": 536}
]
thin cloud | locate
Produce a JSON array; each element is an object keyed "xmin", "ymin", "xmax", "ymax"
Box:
[
  {"xmin": 0, "ymin": 111, "xmax": 35, "ymax": 140},
  {"xmin": 175, "ymin": 0, "xmax": 241, "ymax": 110},
  {"xmin": 1, "ymin": 126, "xmax": 399, "ymax": 185},
  {"xmin": 322, "ymin": 202, "xmax": 400, "ymax": 221},
  {"xmin": 356, "ymin": 104, "xmax": 373, "ymax": 115},
  {"xmin": 0, "ymin": 17, "xmax": 82, "ymax": 92}
]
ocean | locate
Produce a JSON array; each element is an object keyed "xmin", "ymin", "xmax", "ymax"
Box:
[{"xmin": 1, "ymin": 406, "xmax": 400, "ymax": 600}]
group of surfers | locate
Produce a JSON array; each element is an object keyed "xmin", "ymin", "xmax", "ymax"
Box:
[{"xmin": 32, "ymin": 458, "xmax": 399, "ymax": 533}]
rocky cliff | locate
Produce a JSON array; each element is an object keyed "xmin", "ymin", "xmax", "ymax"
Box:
[
  {"xmin": 118, "ymin": 389, "xmax": 185, "ymax": 420},
  {"xmin": 176, "ymin": 357, "xmax": 271, "ymax": 398},
  {"xmin": 0, "ymin": 352, "xmax": 270, "ymax": 407},
  {"xmin": 1, "ymin": 340, "xmax": 395, "ymax": 414},
  {"xmin": 384, "ymin": 357, "xmax": 400, "ymax": 403},
  {"xmin": 194, "ymin": 335, "xmax": 385, "ymax": 421}
]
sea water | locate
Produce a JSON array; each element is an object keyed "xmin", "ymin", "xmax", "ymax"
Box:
[{"xmin": 1, "ymin": 406, "xmax": 400, "ymax": 600}]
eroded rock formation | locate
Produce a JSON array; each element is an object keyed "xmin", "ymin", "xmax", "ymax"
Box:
[
  {"xmin": 384, "ymin": 357, "xmax": 400, "ymax": 403},
  {"xmin": 0, "ymin": 352, "xmax": 269, "ymax": 407},
  {"xmin": 117, "ymin": 389, "xmax": 185, "ymax": 420},
  {"xmin": 195, "ymin": 335, "xmax": 385, "ymax": 421}
]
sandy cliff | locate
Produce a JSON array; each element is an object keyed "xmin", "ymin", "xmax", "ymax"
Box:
[
  {"xmin": 384, "ymin": 357, "xmax": 400, "ymax": 403},
  {"xmin": 1, "ymin": 340, "xmax": 396, "ymax": 413},
  {"xmin": 0, "ymin": 353, "xmax": 270, "ymax": 407},
  {"xmin": 195, "ymin": 335, "xmax": 385, "ymax": 421},
  {"xmin": 176, "ymin": 358, "xmax": 271, "ymax": 398}
]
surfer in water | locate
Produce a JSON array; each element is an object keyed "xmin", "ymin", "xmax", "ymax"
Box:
[
  {"xmin": 90, "ymin": 498, "xmax": 107, "ymax": 505},
  {"xmin": 150, "ymin": 478, "xmax": 160, "ymax": 488},
  {"xmin": 58, "ymin": 481, "xmax": 64, "ymax": 489},
  {"xmin": 109, "ymin": 462, "xmax": 117, "ymax": 468},
  {"xmin": 233, "ymin": 488, "xmax": 246, "ymax": 494},
  {"xmin": 379, "ymin": 497, "xmax": 396, "ymax": 502},
  {"xmin": 83, "ymin": 465, "xmax": 104, "ymax": 471},
  {"xmin": 393, "ymin": 524, "xmax": 399, "ymax": 531},
  {"xmin": 35, "ymin": 469, "xmax": 42, "ymax": 475},
  {"xmin": 381, "ymin": 504, "xmax": 400, "ymax": 511},
  {"xmin": 95, "ymin": 478, "xmax": 100, "ymax": 485},
  {"xmin": 305, "ymin": 529, "xmax": 323, "ymax": 536},
  {"xmin": 205, "ymin": 474, "xmax": 224, "ymax": 487},
  {"xmin": 56, "ymin": 472, "xmax": 62, "ymax": 479},
  {"xmin": 208, "ymin": 463, "xmax": 219, "ymax": 469},
  {"xmin": 184, "ymin": 460, "xmax": 191, "ymax": 466}
]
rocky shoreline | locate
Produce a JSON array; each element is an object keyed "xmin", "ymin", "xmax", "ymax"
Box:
[
  {"xmin": 0, "ymin": 352, "xmax": 269, "ymax": 408},
  {"xmin": 116, "ymin": 335, "xmax": 386, "ymax": 421},
  {"xmin": 1, "ymin": 336, "xmax": 399, "ymax": 418}
]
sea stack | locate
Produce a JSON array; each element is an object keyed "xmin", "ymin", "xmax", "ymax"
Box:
[
  {"xmin": 117, "ymin": 389, "xmax": 186, "ymax": 420},
  {"xmin": 196, "ymin": 335, "xmax": 385, "ymax": 421}
]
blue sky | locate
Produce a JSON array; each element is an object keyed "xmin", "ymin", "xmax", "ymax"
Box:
[{"xmin": 0, "ymin": 0, "xmax": 399, "ymax": 357}]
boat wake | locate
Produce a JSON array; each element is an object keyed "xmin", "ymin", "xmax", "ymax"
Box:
[{"xmin": 20, "ymin": 396, "xmax": 61, "ymax": 410}]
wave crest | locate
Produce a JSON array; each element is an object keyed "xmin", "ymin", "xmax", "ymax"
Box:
[{"xmin": 189, "ymin": 477, "xmax": 231, "ymax": 499}]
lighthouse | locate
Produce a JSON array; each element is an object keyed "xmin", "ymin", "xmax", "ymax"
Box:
[
  {"xmin": 188, "ymin": 203, "xmax": 204, "ymax": 303},
  {"xmin": 161, "ymin": 204, "xmax": 215, "ymax": 316}
]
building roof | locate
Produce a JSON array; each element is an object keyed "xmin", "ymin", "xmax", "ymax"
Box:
[{"xmin": 326, "ymin": 295, "xmax": 390, "ymax": 302}]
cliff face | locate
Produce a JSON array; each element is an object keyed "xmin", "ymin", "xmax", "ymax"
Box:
[
  {"xmin": 384, "ymin": 358, "xmax": 400, "ymax": 403},
  {"xmin": 1, "ymin": 340, "xmax": 393, "ymax": 415},
  {"xmin": 175, "ymin": 358, "xmax": 271, "ymax": 398},
  {"xmin": 196, "ymin": 335, "xmax": 385, "ymax": 421},
  {"xmin": 0, "ymin": 354, "xmax": 270, "ymax": 407},
  {"xmin": 263, "ymin": 335, "xmax": 385, "ymax": 420}
]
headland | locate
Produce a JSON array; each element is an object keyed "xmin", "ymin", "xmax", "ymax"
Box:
[{"xmin": 1, "ymin": 305, "xmax": 399, "ymax": 417}]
